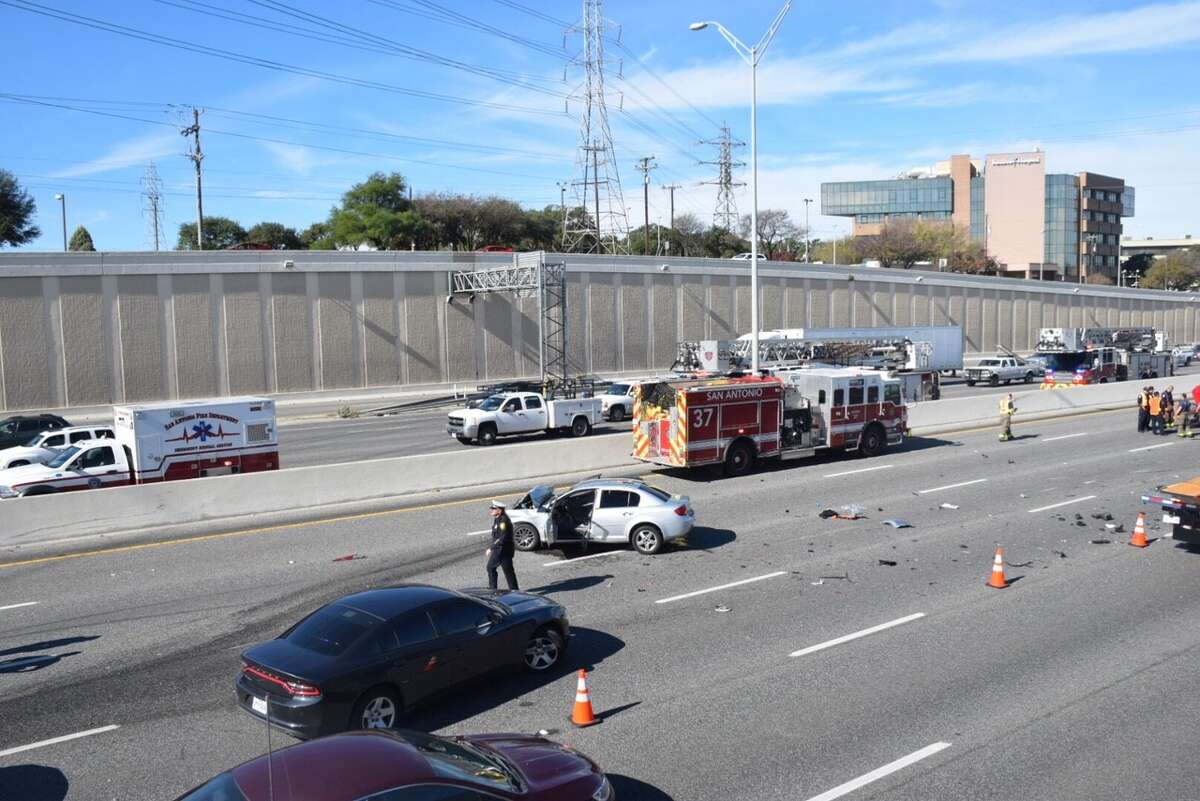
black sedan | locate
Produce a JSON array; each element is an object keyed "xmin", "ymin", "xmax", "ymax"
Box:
[{"xmin": 236, "ymin": 584, "xmax": 569, "ymax": 739}]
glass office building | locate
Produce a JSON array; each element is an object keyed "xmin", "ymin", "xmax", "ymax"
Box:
[{"xmin": 820, "ymin": 152, "xmax": 1132, "ymax": 281}]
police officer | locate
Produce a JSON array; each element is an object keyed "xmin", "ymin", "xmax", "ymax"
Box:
[
  {"xmin": 485, "ymin": 500, "xmax": 519, "ymax": 591},
  {"xmin": 999, "ymin": 393, "xmax": 1016, "ymax": 442}
]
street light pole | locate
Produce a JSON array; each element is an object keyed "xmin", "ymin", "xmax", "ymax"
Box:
[
  {"xmin": 691, "ymin": 2, "xmax": 792, "ymax": 375},
  {"xmin": 53, "ymin": 193, "xmax": 66, "ymax": 251},
  {"xmin": 803, "ymin": 197, "xmax": 812, "ymax": 262}
]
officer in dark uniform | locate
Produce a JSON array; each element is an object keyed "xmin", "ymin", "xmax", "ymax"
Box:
[{"xmin": 486, "ymin": 500, "xmax": 519, "ymax": 591}]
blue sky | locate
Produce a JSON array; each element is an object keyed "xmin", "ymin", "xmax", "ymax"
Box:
[{"xmin": 2, "ymin": 0, "xmax": 1198, "ymax": 251}]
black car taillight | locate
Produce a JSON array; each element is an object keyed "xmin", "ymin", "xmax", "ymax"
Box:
[{"xmin": 243, "ymin": 664, "xmax": 322, "ymax": 699}]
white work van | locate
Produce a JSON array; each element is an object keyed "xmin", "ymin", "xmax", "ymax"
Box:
[
  {"xmin": 447, "ymin": 392, "xmax": 602, "ymax": 445},
  {"xmin": 0, "ymin": 397, "xmax": 278, "ymax": 498}
]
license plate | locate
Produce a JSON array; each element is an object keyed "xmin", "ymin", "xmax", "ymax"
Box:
[
  {"xmin": 1164, "ymin": 514, "xmax": 1181, "ymax": 525},
  {"xmin": 251, "ymin": 696, "xmax": 268, "ymax": 715}
]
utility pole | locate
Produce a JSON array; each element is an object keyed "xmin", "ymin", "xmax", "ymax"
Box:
[
  {"xmin": 635, "ymin": 156, "xmax": 657, "ymax": 255},
  {"xmin": 662, "ymin": 184, "xmax": 681, "ymax": 230},
  {"xmin": 803, "ymin": 198, "xmax": 812, "ymax": 262},
  {"xmin": 181, "ymin": 107, "xmax": 205, "ymax": 250},
  {"xmin": 556, "ymin": 181, "xmax": 568, "ymax": 243}
]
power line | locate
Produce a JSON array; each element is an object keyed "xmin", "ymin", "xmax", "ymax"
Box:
[
  {"xmin": 610, "ymin": 37, "xmax": 723, "ymax": 131},
  {"xmin": 491, "ymin": 0, "xmax": 571, "ymax": 28},
  {"xmin": 1, "ymin": 0, "xmax": 565, "ymax": 116},
  {"xmin": 369, "ymin": 0, "xmax": 567, "ymax": 60}
]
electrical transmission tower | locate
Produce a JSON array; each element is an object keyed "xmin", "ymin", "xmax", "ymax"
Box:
[
  {"xmin": 141, "ymin": 163, "xmax": 165, "ymax": 251},
  {"xmin": 700, "ymin": 123, "xmax": 745, "ymax": 231},
  {"xmin": 563, "ymin": 0, "xmax": 629, "ymax": 254}
]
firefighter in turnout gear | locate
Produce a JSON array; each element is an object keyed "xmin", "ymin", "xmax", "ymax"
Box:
[
  {"xmin": 1178, "ymin": 393, "xmax": 1194, "ymax": 438},
  {"xmin": 1137, "ymin": 386, "xmax": 1150, "ymax": 433},
  {"xmin": 999, "ymin": 393, "xmax": 1016, "ymax": 441},
  {"xmin": 485, "ymin": 500, "xmax": 519, "ymax": 591}
]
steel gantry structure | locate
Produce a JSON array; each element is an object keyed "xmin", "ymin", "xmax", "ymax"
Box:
[{"xmin": 449, "ymin": 251, "xmax": 571, "ymax": 389}]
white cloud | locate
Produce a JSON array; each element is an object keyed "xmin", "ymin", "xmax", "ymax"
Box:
[
  {"xmin": 264, "ymin": 141, "xmax": 317, "ymax": 175},
  {"xmin": 51, "ymin": 132, "xmax": 180, "ymax": 178}
]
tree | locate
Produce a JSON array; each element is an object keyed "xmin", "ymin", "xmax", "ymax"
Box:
[
  {"xmin": 245, "ymin": 221, "xmax": 301, "ymax": 249},
  {"xmin": 811, "ymin": 236, "xmax": 859, "ymax": 265},
  {"xmin": 1085, "ymin": 273, "xmax": 1114, "ymax": 286},
  {"xmin": 1121, "ymin": 253, "xmax": 1155, "ymax": 285},
  {"xmin": 1142, "ymin": 252, "xmax": 1200, "ymax": 291},
  {"xmin": 177, "ymin": 217, "xmax": 246, "ymax": 250},
  {"xmin": 739, "ymin": 208, "xmax": 802, "ymax": 260},
  {"xmin": 0, "ymin": 169, "xmax": 39, "ymax": 247},
  {"xmin": 328, "ymin": 172, "xmax": 427, "ymax": 250},
  {"xmin": 858, "ymin": 219, "xmax": 927, "ymax": 268},
  {"xmin": 299, "ymin": 221, "xmax": 334, "ymax": 250},
  {"xmin": 68, "ymin": 225, "xmax": 95, "ymax": 252},
  {"xmin": 701, "ymin": 226, "xmax": 750, "ymax": 258}
]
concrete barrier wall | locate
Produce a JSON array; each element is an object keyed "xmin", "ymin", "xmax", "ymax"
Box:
[
  {"xmin": 4, "ymin": 380, "xmax": 1166, "ymax": 549},
  {"xmin": 2, "ymin": 250, "xmax": 1199, "ymax": 412}
]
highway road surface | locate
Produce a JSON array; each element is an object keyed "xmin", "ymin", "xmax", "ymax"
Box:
[
  {"xmin": 278, "ymin": 366, "xmax": 1200, "ymax": 468},
  {"xmin": 3, "ymin": 406, "xmax": 1200, "ymax": 800}
]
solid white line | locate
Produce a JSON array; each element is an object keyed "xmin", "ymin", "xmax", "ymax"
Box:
[
  {"xmin": 789, "ymin": 613, "xmax": 926, "ymax": 658},
  {"xmin": 1027, "ymin": 495, "xmax": 1098, "ymax": 514},
  {"xmin": 917, "ymin": 479, "xmax": 987, "ymax": 494},
  {"xmin": 0, "ymin": 601, "xmax": 38, "ymax": 612},
  {"xmin": 824, "ymin": 464, "xmax": 894, "ymax": 479},
  {"xmin": 465, "ymin": 529, "xmax": 490, "ymax": 537},
  {"xmin": 803, "ymin": 741, "xmax": 952, "ymax": 801},
  {"xmin": 1042, "ymin": 432, "xmax": 1088, "ymax": 442},
  {"xmin": 655, "ymin": 571, "xmax": 788, "ymax": 604},
  {"xmin": 542, "ymin": 550, "xmax": 626, "ymax": 568},
  {"xmin": 1129, "ymin": 442, "xmax": 1174, "ymax": 453},
  {"xmin": 0, "ymin": 725, "xmax": 120, "ymax": 759}
]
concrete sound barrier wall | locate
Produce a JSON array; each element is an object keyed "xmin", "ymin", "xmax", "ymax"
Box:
[{"xmin": 907, "ymin": 380, "xmax": 1152, "ymax": 434}]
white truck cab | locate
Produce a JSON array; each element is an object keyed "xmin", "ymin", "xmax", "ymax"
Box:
[
  {"xmin": 0, "ymin": 425, "xmax": 116, "ymax": 470},
  {"xmin": 598, "ymin": 381, "xmax": 639, "ymax": 422},
  {"xmin": 447, "ymin": 391, "xmax": 602, "ymax": 446}
]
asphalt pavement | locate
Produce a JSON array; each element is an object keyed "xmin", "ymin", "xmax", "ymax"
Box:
[
  {"xmin": 277, "ymin": 365, "xmax": 1200, "ymax": 469},
  {"xmin": 3, "ymin": 404, "xmax": 1200, "ymax": 800}
]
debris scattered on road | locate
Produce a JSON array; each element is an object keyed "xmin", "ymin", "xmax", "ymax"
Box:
[
  {"xmin": 1075, "ymin": 520, "xmax": 1088, "ymax": 527},
  {"xmin": 1092, "ymin": 513, "xmax": 1114, "ymax": 521},
  {"xmin": 333, "ymin": 553, "xmax": 365, "ymax": 562},
  {"xmin": 882, "ymin": 519, "xmax": 913, "ymax": 528},
  {"xmin": 287, "ymin": 560, "xmax": 295, "ymax": 565},
  {"xmin": 714, "ymin": 604, "xmax": 731, "ymax": 613},
  {"xmin": 1052, "ymin": 549, "xmax": 1068, "ymax": 559},
  {"xmin": 939, "ymin": 503, "xmax": 960, "ymax": 510},
  {"xmin": 818, "ymin": 509, "xmax": 838, "ymax": 519},
  {"xmin": 877, "ymin": 559, "xmax": 898, "ymax": 566},
  {"xmin": 1089, "ymin": 538, "xmax": 1112, "ymax": 545},
  {"xmin": 1007, "ymin": 560, "xmax": 1033, "ymax": 568},
  {"xmin": 820, "ymin": 572, "xmax": 851, "ymax": 582},
  {"xmin": 841, "ymin": 504, "xmax": 867, "ymax": 518},
  {"xmin": 1112, "ymin": 524, "xmax": 1125, "ymax": 533},
  {"xmin": 811, "ymin": 579, "xmax": 824, "ymax": 586}
]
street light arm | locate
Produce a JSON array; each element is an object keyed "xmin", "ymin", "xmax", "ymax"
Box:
[
  {"xmin": 753, "ymin": 0, "xmax": 793, "ymax": 61},
  {"xmin": 691, "ymin": 20, "xmax": 754, "ymax": 64}
]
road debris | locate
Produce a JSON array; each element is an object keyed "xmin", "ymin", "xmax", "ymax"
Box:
[
  {"xmin": 811, "ymin": 579, "xmax": 825, "ymax": 586},
  {"xmin": 877, "ymin": 559, "xmax": 898, "ymax": 566},
  {"xmin": 333, "ymin": 553, "xmax": 365, "ymax": 562},
  {"xmin": 1089, "ymin": 538, "xmax": 1112, "ymax": 545},
  {"xmin": 1052, "ymin": 549, "xmax": 1068, "ymax": 559},
  {"xmin": 713, "ymin": 604, "xmax": 731, "ymax": 613},
  {"xmin": 882, "ymin": 519, "xmax": 913, "ymax": 528},
  {"xmin": 1007, "ymin": 560, "xmax": 1033, "ymax": 568},
  {"xmin": 939, "ymin": 503, "xmax": 960, "ymax": 510}
]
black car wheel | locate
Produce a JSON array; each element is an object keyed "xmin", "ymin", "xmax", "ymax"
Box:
[
  {"xmin": 524, "ymin": 627, "xmax": 563, "ymax": 672},
  {"xmin": 723, "ymin": 439, "xmax": 756, "ymax": 477},
  {"xmin": 608, "ymin": 405, "xmax": 626, "ymax": 422},
  {"xmin": 1024, "ymin": 372, "xmax": 1034, "ymax": 383},
  {"xmin": 989, "ymin": 375, "xmax": 1000, "ymax": 386},
  {"xmin": 631, "ymin": 524, "xmax": 664, "ymax": 555},
  {"xmin": 513, "ymin": 522, "xmax": 541, "ymax": 551},
  {"xmin": 858, "ymin": 424, "xmax": 885, "ymax": 458},
  {"xmin": 351, "ymin": 687, "xmax": 400, "ymax": 730},
  {"xmin": 966, "ymin": 380, "xmax": 976, "ymax": 386},
  {"xmin": 571, "ymin": 416, "xmax": 592, "ymax": 437},
  {"xmin": 477, "ymin": 424, "xmax": 498, "ymax": 446}
]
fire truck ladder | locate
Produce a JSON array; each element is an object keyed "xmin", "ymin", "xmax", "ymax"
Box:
[
  {"xmin": 674, "ymin": 338, "xmax": 926, "ymax": 372},
  {"xmin": 1037, "ymin": 327, "xmax": 1155, "ymax": 352},
  {"xmin": 449, "ymin": 252, "xmax": 571, "ymax": 392}
]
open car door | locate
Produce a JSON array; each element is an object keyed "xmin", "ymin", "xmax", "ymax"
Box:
[{"xmin": 546, "ymin": 488, "xmax": 596, "ymax": 547}]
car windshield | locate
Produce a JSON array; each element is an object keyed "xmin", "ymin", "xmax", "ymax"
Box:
[
  {"xmin": 45, "ymin": 446, "xmax": 80, "ymax": 469},
  {"xmin": 283, "ymin": 604, "xmax": 379, "ymax": 656},
  {"xmin": 606, "ymin": 383, "xmax": 629, "ymax": 396},
  {"xmin": 1035, "ymin": 352, "xmax": 1091, "ymax": 372},
  {"xmin": 175, "ymin": 773, "xmax": 248, "ymax": 801},
  {"xmin": 477, "ymin": 395, "xmax": 505, "ymax": 411},
  {"xmin": 397, "ymin": 731, "xmax": 521, "ymax": 792},
  {"xmin": 0, "ymin": 422, "xmax": 15, "ymax": 435}
]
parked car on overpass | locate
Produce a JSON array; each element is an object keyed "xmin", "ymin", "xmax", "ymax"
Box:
[{"xmin": 509, "ymin": 477, "xmax": 694, "ymax": 555}]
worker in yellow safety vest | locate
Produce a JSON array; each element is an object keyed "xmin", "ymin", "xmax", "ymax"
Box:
[{"xmin": 999, "ymin": 393, "xmax": 1016, "ymax": 442}]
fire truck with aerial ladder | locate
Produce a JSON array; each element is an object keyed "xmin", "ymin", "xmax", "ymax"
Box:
[
  {"xmin": 632, "ymin": 359, "xmax": 908, "ymax": 477},
  {"xmin": 1032, "ymin": 327, "xmax": 1172, "ymax": 387}
]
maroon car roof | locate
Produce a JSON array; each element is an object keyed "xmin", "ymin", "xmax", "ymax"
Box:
[{"xmin": 231, "ymin": 731, "xmax": 436, "ymax": 801}]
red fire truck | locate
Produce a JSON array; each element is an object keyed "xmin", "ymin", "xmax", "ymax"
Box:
[
  {"xmin": 1034, "ymin": 327, "xmax": 1171, "ymax": 386},
  {"xmin": 633, "ymin": 367, "xmax": 907, "ymax": 476}
]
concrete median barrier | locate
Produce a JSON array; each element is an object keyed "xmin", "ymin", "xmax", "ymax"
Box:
[{"xmin": 4, "ymin": 378, "xmax": 1183, "ymax": 552}]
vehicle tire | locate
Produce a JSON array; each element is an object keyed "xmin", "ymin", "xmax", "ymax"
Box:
[
  {"xmin": 966, "ymin": 380, "xmax": 976, "ymax": 387},
  {"xmin": 722, "ymin": 439, "xmax": 756, "ymax": 477},
  {"xmin": 608, "ymin": 405, "xmax": 626, "ymax": 423},
  {"xmin": 477, "ymin": 424, "xmax": 498, "ymax": 446},
  {"xmin": 1004, "ymin": 379, "xmax": 1011, "ymax": 385},
  {"xmin": 523, "ymin": 626, "xmax": 564, "ymax": 673},
  {"xmin": 989, "ymin": 375, "xmax": 1000, "ymax": 387},
  {"xmin": 631, "ymin": 524, "xmax": 664, "ymax": 555},
  {"xmin": 7, "ymin": 460, "xmax": 28, "ymax": 467},
  {"xmin": 1024, "ymin": 372, "xmax": 1034, "ymax": 384},
  {"xmin": 513, "ymin": 522, "xmax": 541, "ymax": 552},
  {"xmin": 571, "ymin": 416, "xmax": 591, "ymax": 438},
  {"xmin": 19, "ymin": 485, "xmax": 56, "ymax": 497},
  {"xmin": 858, "ymin": 424, "xmax": 886, "ymax": 458},
  {"xmin": 455, "ymin": 435, "xmax": 473, "ymax": 445},
  {"xmin": 350, "ymin": 687, "xmax": 401, "ymax": 731}
]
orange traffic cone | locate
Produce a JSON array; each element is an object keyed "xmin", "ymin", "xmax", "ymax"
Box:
[
  {"xmin": 987, "ymin": 547, "xmax": 1009, "ymax": 589},
  {"xmin": 1130, "ymin": 512, "xmax": 1149, "ymax": 548},
  {"xmin": 570, "ymin": 669, "xmax": 599, "ymax": 727}
]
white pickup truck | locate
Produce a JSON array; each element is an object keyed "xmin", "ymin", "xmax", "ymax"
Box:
[
  {"xmin": 447, "ymin": 392, "xmax": 603, "ymax": 445},
  {"xmin": 964, "ymin": 356, "xmax": 1044, "ymax": 386}
]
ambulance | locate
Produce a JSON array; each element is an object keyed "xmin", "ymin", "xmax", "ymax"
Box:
[{"xmin": 0, "ymin": 397, "xmax": 278, "ymax": 498}]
